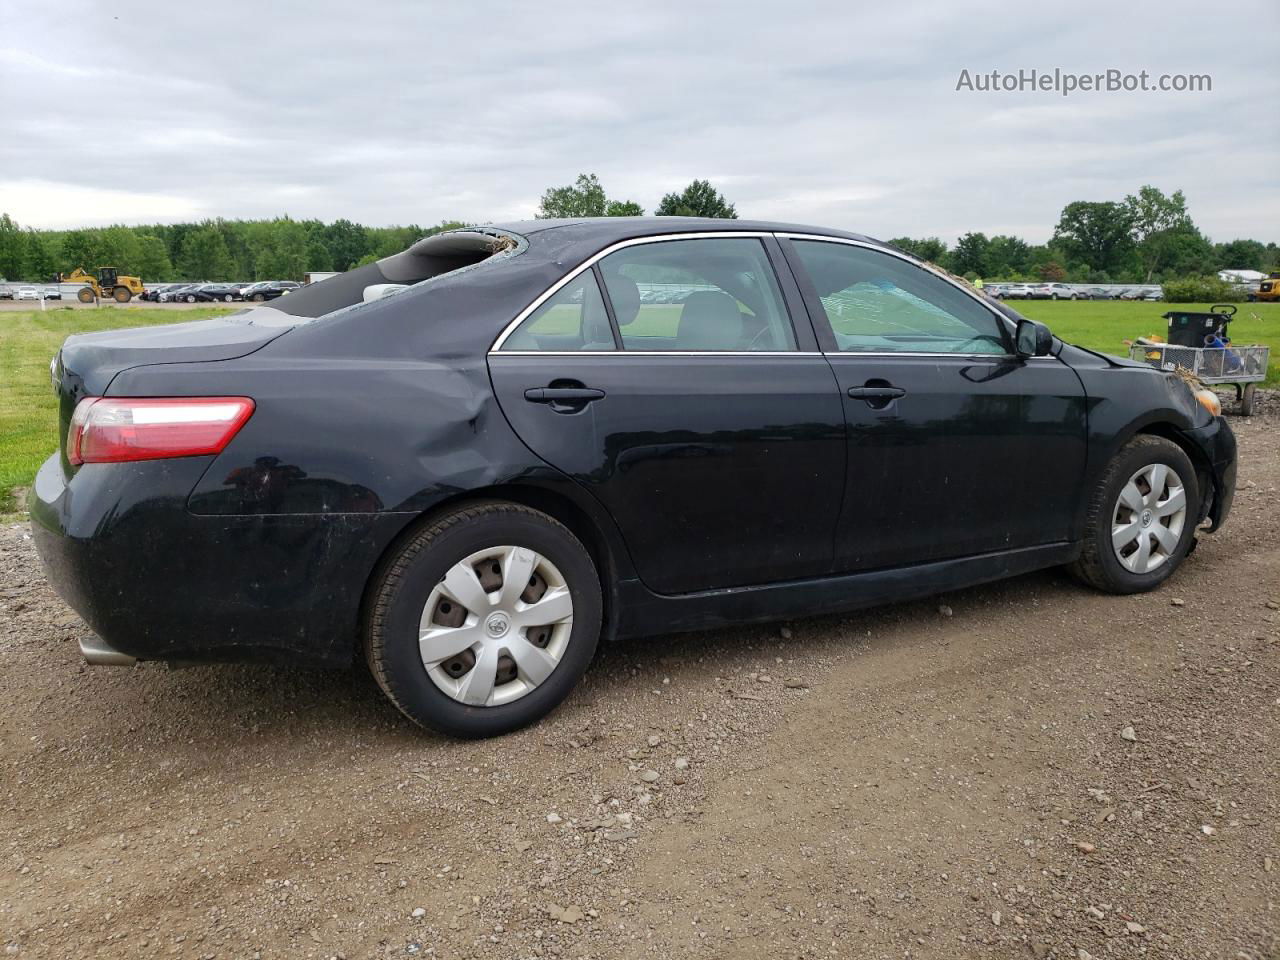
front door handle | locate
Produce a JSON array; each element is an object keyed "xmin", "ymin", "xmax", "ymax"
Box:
[
  {"xmin": 847, "ymin": 386, "xmax": 906, "ymax": 400},
  {"xmin": 524, "ymin": 387, "xmax": 606, "ymax": 403}
]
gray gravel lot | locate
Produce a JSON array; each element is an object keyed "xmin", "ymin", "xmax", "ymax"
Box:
[{"xmin": 1, "ymin": 396, "xmax": 1277, "ymax": 959}]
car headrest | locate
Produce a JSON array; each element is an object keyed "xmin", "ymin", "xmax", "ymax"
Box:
[
  {"xmin": 677, "ymin": 291, "xmax": 742, "ymax": 349},
  {"xmin": 582, "ymin": 287, "xmax": 614, "ymax": 348},
  {"xmin": 606, "ymin": 274, "xmax": 641, "ymax": 326}
]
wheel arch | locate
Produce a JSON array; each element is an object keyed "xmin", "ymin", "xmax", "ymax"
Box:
[
  {"xmin": 1133, "ymin": 421, "xmax": 1215, "ymax": 522},
  {"xmin": 357, "ymin": 482, "xmax": 630, "ymax": 660},
  {"xmin": 1070, "ymin": 411, "xmax": 1209, "ymax": 542}
]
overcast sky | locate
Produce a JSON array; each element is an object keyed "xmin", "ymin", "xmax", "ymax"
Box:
[{"xmin": 1, "ymin": 0, "xmax": 1276, "ymax": 243}]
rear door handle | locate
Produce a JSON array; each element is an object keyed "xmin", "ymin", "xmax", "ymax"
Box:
[
  {"xmin": 847, "ymin": 386, "xmax": 906, "ymax": 399},
  {"xmin": 524, "ymin": 387, "xmax": 606, "ymax": 403}
]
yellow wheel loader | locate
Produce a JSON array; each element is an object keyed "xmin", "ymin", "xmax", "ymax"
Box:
[{"xmin": 59, "ymin": 267, "xmax": 146, "ymax": 303}]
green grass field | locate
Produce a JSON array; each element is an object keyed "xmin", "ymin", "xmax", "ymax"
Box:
[
  {"xmin": 1018, "ymin": 300, "xmax": 1280, "ymax": 385},
  {"xmin": 1, "ymin": 301, "xmax": 1276, "ymax": 513},
  {"xmin": 0, "ymin": 306, "xmax": 233, "ymax": 511}
]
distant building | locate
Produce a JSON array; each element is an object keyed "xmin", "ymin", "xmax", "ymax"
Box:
[{"xmin": 1218, "ymin": 269, "xmax": 1267, "ymax": 283}]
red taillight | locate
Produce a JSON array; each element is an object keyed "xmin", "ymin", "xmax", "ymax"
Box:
[{"xmin": 68, "ymin": 397, "xmax": 255, "ymax": 466}]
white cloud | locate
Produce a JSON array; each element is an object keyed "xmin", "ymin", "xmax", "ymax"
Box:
[
  {"xmin": 0, "ymin": 0, "xmax": 1275, "ymax": 243},
  {"xmin": 0, "ymin": 180, "xmax": 202, "ymax": 228}
]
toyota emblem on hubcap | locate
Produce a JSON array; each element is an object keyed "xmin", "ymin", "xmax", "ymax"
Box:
[{"xmin": 485, "ymin": 612, "xmax": 511, "ymax": 638}]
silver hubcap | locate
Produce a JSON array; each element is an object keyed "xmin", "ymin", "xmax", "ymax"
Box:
[
  {"xmin": 1112, "ymin": 463, "xmax": 1187, "ymax": 574},
  {"xmin": 419, "ymin": 545, "xmax": 573, "ymax": 707}
]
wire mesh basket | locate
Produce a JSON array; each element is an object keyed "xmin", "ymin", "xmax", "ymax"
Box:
[{"xmin": 1128, "ymin": 344, "xmax": 1269, "ymax": 383}]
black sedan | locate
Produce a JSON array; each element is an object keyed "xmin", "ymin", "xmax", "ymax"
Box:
[
  {"xmin": 30, "ymin": 219, "xmax": 1237, "ymax": 738},
  {"xmin": 156, "ymin": 283, "xmax": 200, "ymax": 303},
  {"xmin": 185, "ymin": 283, "xmax": 243, "ymax": 303},
  {"xmin": 242, "ymin": 280, "xmax": 300, "ymax": 302}
]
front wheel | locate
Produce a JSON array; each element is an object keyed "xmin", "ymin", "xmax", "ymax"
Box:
[
  {"xmin": 77, "ymin": 287, "xmax": 94, "ymax": 303},
  {"xmin": 365, "ymin": 502, "xmax": 602, "ymax": 738},
  {"xmin": 1069, "ymin": 435, "xmax": 1199, "ymax": 594},
  {"xmin": 113, "ymin": 287, "xmax": 132, "ymax": 303}
]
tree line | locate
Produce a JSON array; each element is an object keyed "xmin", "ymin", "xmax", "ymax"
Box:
[
  {"xmin": 894, "ymin": 185, "xmax": 1278, "ymax": 285},
  {"xmin": 0, "ymin": 176, "xmax": 1273, "ymax": 285}
]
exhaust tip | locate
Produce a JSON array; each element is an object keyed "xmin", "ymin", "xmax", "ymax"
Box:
[{"xmin": 79, "ymin": 635, "xmax": 137, "ymax": 666}]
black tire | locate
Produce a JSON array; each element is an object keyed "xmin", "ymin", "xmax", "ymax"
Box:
[
  {"xmin": 113, "ymin": 287, "xmax": 132, "ymax": 303},
  {"xmin": 365, "ymin": 501, "xmax": 602, "ymax": 738},
  {"xmin": 1069, "ymin": 435, "xmax": 1200, "ymax": 594},
  {"xmin": 77, "ymin": 287, "xmax": 94, "ymax": 303},
  {"xmin": 251, "ymin": 293, "xmax": 265, "ymax": 302},
  {"xmin": 185, "ymin": 294, "xmax": 196, "ymax": 303},
  {"xmin": 223, "ymin": 293, "xmax": 233, "ymax": 302}
]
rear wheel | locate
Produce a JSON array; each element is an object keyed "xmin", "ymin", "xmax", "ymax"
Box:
[
  {"xmin": 1240, "ymin": 382, "xmax": 1256, "ymax": 416},
  {"xmin": 365, "ymin": 502, "xmax": 602, "ymax": 738},
  {"xmin": 1070, "ymin": 435, "xmax": 1199, "ymax": 593},
  {"xmin": 223, "ymin": 293, "xmax": 234, "ymax": 302},
  {"xmin": 77, "ymin": 287, "xmax": 94, "ymax": 303}
]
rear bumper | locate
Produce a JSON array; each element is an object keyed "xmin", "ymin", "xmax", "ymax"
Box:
[
  {"xmin": 29, "ymin": 453, "xmax": 413, "ymax": 667},
  {"xmin": 1184, "ymin": 417, "xmax": 1236, "ymax": 532}
]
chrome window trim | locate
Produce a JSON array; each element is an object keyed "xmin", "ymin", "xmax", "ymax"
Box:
[
  {"xmin": 492, "ymin": 349, "xmax": 1059, "ymax": 362},
  {"xmin": 491, "ymin": 350, "xmax": 826, "ymax": 358},
  {"xmin": 489, "ymin": 231, "xmax": 779, "ymax": 353},
  {"xmin": 776, "ymin": 232, "xmax": 1025, "ymax": 359},
  {"xmin": 488, "ymin": 229, "xmax": 1059, "ymax": 362},
  {"xmin": 828, "ymin": 352, "xmax": 1059, "ymax": 361}
]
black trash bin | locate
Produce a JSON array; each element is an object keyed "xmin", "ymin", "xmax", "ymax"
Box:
[{"xmin": 1164, "ymin": 304, "xmax": 1236, "ymax": 347}]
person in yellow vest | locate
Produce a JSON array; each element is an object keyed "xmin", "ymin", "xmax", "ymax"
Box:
[{"xmin": 974, "ymin": 277, "xmax": 985, "ymax": 291}]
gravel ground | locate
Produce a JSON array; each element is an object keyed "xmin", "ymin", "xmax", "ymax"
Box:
[{"xmin": 1, "ymin": 395, "xmax": 1277, "ymax": 960}]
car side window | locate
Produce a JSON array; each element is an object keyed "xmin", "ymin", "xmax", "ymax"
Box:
[
  {"xmin": 501, "ymin": 270, "xmax": 616, "ymax": 352},
  {"xmin": 597, "ymin": 238, "xmax": 796, "ymax": 352},
  {"xmin": 792, "ymin": 241, "xmax": 1008, "ymax": 355}
]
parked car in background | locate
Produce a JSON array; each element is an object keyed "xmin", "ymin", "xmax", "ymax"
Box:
[
  {"xmin": 1141, "ymin": 289, "xmax": 1163, "ymax": 301},
  {"xmin": 157, "ymin": 284, "xmax": 200, "ymax": 303},
  {"xmin": 1081, "ymin": 287, "xmax": 1116, "ymax": 300},
  {"xmin": 1029, "ymin": 282, "xmax": 1078, "ymax": 300},
  {"xmin": 142, "ymin": 284, "xmax": 177, "ymax": 302},
  {"xmin": 995, "ymin": 283, "xmax": 1033, "ymax": 299},
  {"xmin": 186, "ymin": 283, "xmax": 243, "ymax": 303},
  {"xmin": 30, "ymin": 218, "xmax": 1237, "ymax": 738},
  {"xmin": 241, "ymin": 280, "xmax": 300, "ymax": 302},
  {"xmin": 42, "ymin": 287, "xmax": 62, "ymax": 300},
  {"xmin": 14, "ymin": 286, "xmax": 42, "ymax": 301},
  {"xmin": 0, "ymin": 284, "xmax": 13, "ymax": 299}
]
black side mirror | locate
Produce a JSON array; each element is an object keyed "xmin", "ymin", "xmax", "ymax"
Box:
[{"xmin": 1015, "ymin": 319, "xmax": 1053, "ymax": 358}]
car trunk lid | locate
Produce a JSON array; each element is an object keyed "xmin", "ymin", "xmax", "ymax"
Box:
[{"xmin": 52, "ymin": 308, "xmax": 296, "ymax": 471}]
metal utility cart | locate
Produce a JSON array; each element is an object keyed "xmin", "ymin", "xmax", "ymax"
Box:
[{"xmin": 1128, "ymin": 305, "xmax": 1269, "ymax": 415}]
